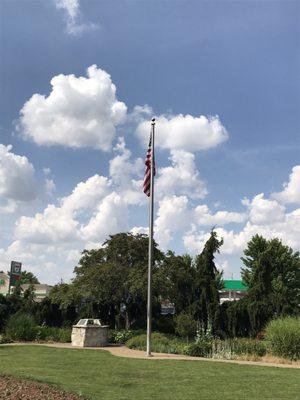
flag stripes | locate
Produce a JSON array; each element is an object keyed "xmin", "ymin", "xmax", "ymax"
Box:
[{"xmin": 143, "ymin": 136, "xmax": 155, "ymax": 196}]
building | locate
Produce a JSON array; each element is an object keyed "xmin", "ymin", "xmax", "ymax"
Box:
[
  {"xmin": 0, "ymin": 271, "xmax": 10, "ymax": 296},
  {"xmin": 219, "ymin": 280, "xmax": 248, "ymax": 304},
  {"xmin": 0, "ymin": 272, "xmax": 52, "ymax": 301},
  {"xmin": 21, "ymin": 284, "xmax": 53, "ymax": 302},
  {"xmin": 159, "ymin": 280, "xmax": 248, "ymax": 314}
]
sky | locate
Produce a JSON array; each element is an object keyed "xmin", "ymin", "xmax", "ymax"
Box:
[{"xmin": 0, "ymin": 0, "xmax": 299, "ymax": 284}]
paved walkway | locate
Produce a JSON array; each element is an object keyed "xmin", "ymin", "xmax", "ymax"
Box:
[{"xmin": 3, "ymin": 342, "xmax": 300, "ymax": 369}]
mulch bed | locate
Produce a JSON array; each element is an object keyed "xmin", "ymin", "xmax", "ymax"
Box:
[{"xmin": 0, "ymin": 375, "xmax": 86, "ymax": 400}]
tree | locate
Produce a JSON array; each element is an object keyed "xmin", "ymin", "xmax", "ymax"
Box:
[
  {"xmin": 72, "ymin": 233, "xmax": 165, "ymax": 329},
  {"xmin": 158, "ymin": 251, "xmax": 195, "ymax": 314},
  {"xmin": 241, "ymin": 235, "xmax": 300, "ymax": 335},
  {"xmin": 48, "ymin": 283, "xmax": 78, "ymax": 326},
  {"xmin": 175, "ymin": 312, "xmax": 197, "ymax": 340},
  {"xmin": 193, "ymin": 230, "xmax": 224, "ymax": 335},
  {"xmin": 7, "ymin": 270, "xmax": 39, "ymax": 285},
  {"xmin": 20, "ymin": 270, "xmax": 39, "ymax": 284}
]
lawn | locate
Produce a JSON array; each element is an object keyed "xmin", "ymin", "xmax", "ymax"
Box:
[{"xmin": 0, "ymin": 345, "xmax": 299, "ymax": 400}]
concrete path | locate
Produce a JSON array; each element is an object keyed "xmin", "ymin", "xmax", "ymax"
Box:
[{"xmin": 3, "ymin": 342, "xmax": 300, "ymax": 369}]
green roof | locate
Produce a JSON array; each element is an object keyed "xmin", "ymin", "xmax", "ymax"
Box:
[{"xmin": 223, "ymin": 280, "xmax": 248, "ymax": 291}]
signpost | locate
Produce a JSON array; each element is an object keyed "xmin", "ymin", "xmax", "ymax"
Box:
[{"xmin": 8, "ymin": 261, "xmax": 22, "ymax": 294}]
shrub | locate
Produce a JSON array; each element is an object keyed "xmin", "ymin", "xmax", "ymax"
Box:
[
  {"xmin": 183, "ymin": 341, "xmax": 212, "ymax": 357},
  {"xmin": 58, "ymin": 328, "xmax": 71, "ymax": 343},
  {"xmin": 152, "ymin": 315, "xmax": 175, "ymax": 334},
  {"xmin": 230, "ymin": 338, "xmax": 266, "ymax": 357},
  {"xmin": 175, "ymin": 313, "xmax": 197, "ymax": 339},
  {"xmin": 5, "ymin": 313, "xmax": 37, "ymax": 341},
  {"xmin": 36, "ymin": 326, "xmax": 71, "ymax": 342},
  {"xmin": 126, "ymin": 332, "xmax": 187, "ymax": 354},
  {"xmin": 108, "ymin": 329, "xmax": 135, "ymax": 344},
  {"xmin": 265, "ymin": 317, "xmax": 300, "ymax": 360},
  {"xmin": 0, "ymin": 334, "xmax": 12, "ymax": 344},
  {"xmin": 126, "ymin": 332, "xmax": 170, "ymax": 350}
]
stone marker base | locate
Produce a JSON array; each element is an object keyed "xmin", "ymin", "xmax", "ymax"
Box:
[{"xmin": 71, "ymin": 325, "xmax": 108, "ymax": 347}]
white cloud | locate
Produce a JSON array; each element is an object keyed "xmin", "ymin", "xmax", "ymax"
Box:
[
  {"xmin": 130, "ymin": 226, "xmax": 148, "ymax": 236},
  {"xmin": 45, "ymin": 179, "xmax": 56, "ymax": 196},
  {"xmin": 81, "ymin": 192, "xmax": 129, "ymax": 242},
  {"xmin": 109, "ymin": 137, "xmax": 143, "ymax": 187},
  {"xmin": 136, "ymin": 114, "xmax": 228, "ymax": 152},
  {"xmin": 15, "ymin": 204, "xmax": 80, "ymax": 245},
  {"xmin": 61, "ymin": 174, "xmax": 110, "ymax": 213},
  {"xmin": 242, "ymin": 193, "xmax": 285, "ymax": 225},
  {"xmin": 43, "ymin": 167, "xmax": 51, "ymax": 176},
  {"xmin": 14, "ymin": 173, "xmax": 110, "ymax": 245},
  {"xmin": 19, "ymin": 65, "xmax": 127, "ymax": 151},
  {"xmin": 194, "ymin": 204, "xmax": 247, "ymax": 226},
  {"xmin": 156, "ymin": 150, "xmax": 208, "ymax": 199},
  {"xmin": 272, "ymin": 165, "xmax": 300, "ymax": 205},
  {"xmin": 0, "ymin": 144, "xmax": 37, "ymax": 203},
  {"xmin": 54, "ymin": 0, "xmax": 98, "ymax": 36},
  {"xmin": 154, "ymin": 196, "xmax": 190, "ymax": 248},
  {"xmin": 0, "ymin": 240, "xmax": 79, "ymax": 284},
  {"xmin": 184, "ymin": 208, "xmax": 300, "ymax": 256}
]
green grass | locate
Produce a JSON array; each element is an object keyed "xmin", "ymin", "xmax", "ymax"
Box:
[{"xmin": 0, "ymin": 345, "xmax": 299, "ymax": 400}]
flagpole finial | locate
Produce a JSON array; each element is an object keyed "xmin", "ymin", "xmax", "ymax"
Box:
[{"xmin": 151, "ymin": 117, "xmax": 155, "ymax": 124}]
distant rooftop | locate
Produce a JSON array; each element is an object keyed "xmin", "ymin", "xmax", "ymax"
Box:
[{"xmin": 223, "ymin": 280, "xmax": 248, "ymax": 291}]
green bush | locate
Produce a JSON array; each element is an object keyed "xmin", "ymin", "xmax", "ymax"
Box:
[
  {"xmin": 126, "ymin": 332, "xmax": 170, "ymax": 350},
  {"xmin": 126, "ymin": 332, "xmax": 187, "ymax": 354},
  {"xmin": 152, "ymin": 315, "xmax": 175, "ymax": 334},
  {"xmin": 125, "ymin": 331, "xmax": 268, "ymax": 359},
  {"xmin": 175, "ymin": 313, "xmax": 197, "ymax": 339},
  {"xmin": 36, "ymin": 326, "xmax": 71, "ymax": 342},
  {"xmin": 5, "ymin": 313, "xmax": 37, "ymax": 341},
  {"xmin": 108, "ymin": 329, "xmax": 134, "ymax": 344},
  {"xmin": 108, "ymin": 329, "xmax": 144, "ymax": 344},
  {"xmin": 265, "ymin": 317, "xmax": 300, "ymax": 360},
  {"xmin": 230, "ymin": 338, "xmax": 266, "ymax": 357},
  {"xmin": 183, "ymin": 341, "xmax": 212, "ymax": 357},
  {"xmin": 0, "ymin": 334, "xmax": 12, "ymax": 344}
]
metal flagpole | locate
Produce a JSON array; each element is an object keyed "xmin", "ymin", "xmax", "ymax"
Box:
[{"xmin": 146, "ymin": 117, "xmax": 155, "ymax": 357}]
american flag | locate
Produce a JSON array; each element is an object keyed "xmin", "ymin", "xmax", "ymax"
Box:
[{"xmin": 143, "ymin": 135, "xmax": 155, "ymax": 197}]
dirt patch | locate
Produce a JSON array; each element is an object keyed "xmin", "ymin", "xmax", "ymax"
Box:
[{"xmin": 0, "ymin": 375, "xmax": 86, "ymax": 400}]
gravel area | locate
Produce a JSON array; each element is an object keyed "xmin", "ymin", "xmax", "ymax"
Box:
[{"xmin": 0, "ymin": 375, "xmax": 86, "ymax": 400}]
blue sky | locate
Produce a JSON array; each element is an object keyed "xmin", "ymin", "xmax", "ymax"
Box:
[{"xmin": 0, "ymin": 0, "xmax": 299, "ymax": 284}]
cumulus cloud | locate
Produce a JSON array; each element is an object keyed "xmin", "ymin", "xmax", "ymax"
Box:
[
  {"xmin": 45, "ymin": 179, "xmax": 56, "ymax": 196},
  {"xmin": 136, "ymin": 114, "xmax": 228, "ymax": 152},
  {"xmin": 109, "ymin": 137, "xmax": 143, "ymax": 188},
  {"xmin": 0, "ymin": 240, "xmax": 80, "ymax": 284},
  {"xmin": 15, "ymin": 204, "xmax": 80, "ymax": 245},
  {"xmin": 272, "ymin": 165, "xmax": 300, "ymax": 205},
  {"xmin": 130, "ymin": 226, "xmax": 148, "ymax": 235},
  {"xmin": 81, "ymin": 192, "xmax": 129, "ymax": 242},
  {"xmin": 184, "ymin": 208, "xmax": 300, "ymax": 256},
  {"xmin": 194, "ymin": 204, "xmax": 247, "ymax": 226},
  {"xmin": 19, "ymin": 65, "xmax": 127, "ymax": 150},
  {"xmin": 61, "ymin": 174, "xmax": 110, "ymax": 213},
  {"xmin": 0, "ymin": 144, "xmax": 37, "ymax": 204},
  {"xmin": 154, "ymin": 196, "xmax": 190, "ymax": 248},
  {"xmin": 54, "ymin": 0, "xmax": 98, "ymax": 36},
  {"xmin": 156, "ymin": 150, "xmax": 208, "ymax": 199},
  {"xmin": 242, "ymin": 193, "xmax": 285, "ymax": 225},
  {"xmin": 14, "ymin": 173, "xmax": 110, "ymax": 245}
]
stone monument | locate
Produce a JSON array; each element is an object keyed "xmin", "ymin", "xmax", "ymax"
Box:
[{"xmin": 71, "ymin": 319, "xmax": 109, "ymax": 347}]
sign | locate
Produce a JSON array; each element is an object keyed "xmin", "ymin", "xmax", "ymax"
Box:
[{"xmin": 10, "ymin": 261, "xmax": 22, "ymax": 287}]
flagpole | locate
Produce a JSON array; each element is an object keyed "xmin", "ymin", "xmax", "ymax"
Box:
[{"xmin": 146, "ymin": 117, "xmax": 155, "ymax": 357}]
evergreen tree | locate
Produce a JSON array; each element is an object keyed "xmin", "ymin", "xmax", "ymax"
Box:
[
  {"xmin": 241, "ymin": 235, "xmax": 300, "ymax": 336},
  {"xmin": 193, "ymin": 230, "xmax": 224, "ymax": 335}
]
